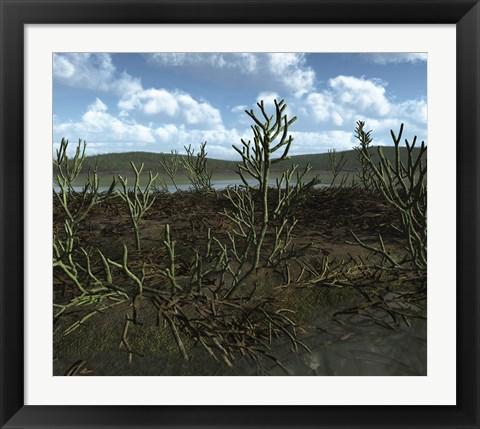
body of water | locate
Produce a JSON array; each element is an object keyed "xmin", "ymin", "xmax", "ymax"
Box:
[{"xmin": 54, "ymin": 178, "xmax": 331, "ymax": 193}]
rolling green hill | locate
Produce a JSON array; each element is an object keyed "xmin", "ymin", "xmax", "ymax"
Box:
[{"xmin": 58, "ymin": 146, "xmax": 424, "ymax": 175}]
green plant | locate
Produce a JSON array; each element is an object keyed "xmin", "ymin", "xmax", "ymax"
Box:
[
  {"xmin": 351, "ymin": 121, "xmax": 427, "ymax": 271},
  {"xmin": 54, "ymin": 138, "xmax": 116, "ymax": 230},
  {"xmin": 53, "ymin": 136, "xmax": 312, "ymax": 372},
  {"xmin": 222, "ymin": 99, "xmax": 317, "ymax": 297},
  {"xmin": 158, "ymin": 224, "xmax": 182, "ymax": 295},
  {"xmin": 181, "ymin": 142, "xmax": 213, "ymax": 192},
  {"xmin": 53, "ymin": 138, "xmax": 116, "ymax": 294},
  {"xmin": 151, "ymin": 177, "xmax": 170, "ymax": 194},
  {"xmin": 353, "ymin": 121, "xmax": 376, "ymax": 189},
  {"xmin": 327, "ymin": 148, "xmax": 348, "ymax": 188},
  {"xmin": 159, "ymin": 150, "xmax": 181, "ymax": 192},
  {"xmin": 54, "ymin": 138, "xmax": 86, "ymax": 192},
  {"xmin": 155, "ymin": 225, "xmax": 230, "ymax": 296},
  {"xmin": 107, "ymin": 245, "xmax": 146, "ymax": 294},
  {"xmin": 117, "ymin": 162, "xmax": 158, "ymax": 251},
  {"xmin": 145, "ymin": 100, "xmax": 316, "ymax": 300}
]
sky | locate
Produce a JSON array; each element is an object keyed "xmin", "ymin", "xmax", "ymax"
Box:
[{"xmin": 53, "ymin": 52, "xmax": 427, "ymax": 160}]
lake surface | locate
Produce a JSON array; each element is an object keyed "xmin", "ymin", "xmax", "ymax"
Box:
[{"xmin": 54, "ymin": 177, "xmax": 331, "ymax": 193}]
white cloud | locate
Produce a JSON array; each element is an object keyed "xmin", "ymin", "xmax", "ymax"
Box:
[
  {"xmin": 395, "ymin": 98, "xmax": 427, "ymax": 124},
  {"xmin": 152, "ymin": 124, "xmax": 357, "ymax": 160},
  {"xmin": 119, "ymin": 88, "xmax": 223, "ymax": 129},
  {"xmin": 357, "ymin": 98, "xmax": 427, "ymax": 140},
  {"xmin": 53, "ymin": 53, "xmax": 427, "ymax": 158},
  {"xmin": 357, "ymin": 118, "xmax": 404, "ymax": 135},
  {"xmin": 306, "ymin": 93, "xmax": 335, "ymax": 122},
  {"xmin": 155, "ymin": 124, "xmax": 179, "ymax": 142},
  {"xmin": 231, "ymin": 105, "xmax": 248, "ymax": 113},
  {"xmin": 256, "ymin": 92, "xmax": 280, "ymax": 106},
  {"xmin": 364, "ymin": 53, "xmax": 427, "ymax": 65},
  {"xmin": 54, "ymin": 98, "xmax": 155, "ymax": 148},
  {"xmin": 146, "ymin": 53, "xmax": 259, "ymax": 72},
  {"xmin": 152, "ymin": 124, "xmax": 254, "ymax": 159},
  {"xmin": 331, "ymin": 111, "xmax": 344, "ymax": 127},
  {"xmin": 267, "ymin": 53, "xmax": 300, "ymax": 70},
  {"xmin": 54, "ymin": 92, "xmax": 426, "ymax": 160},
  {"xmin": 289, "ymin": 130, "xmax": 355, "ymax": 154},
  {"xmin": 146, "ymin": 53, "xmax": 316, "ymax": 98},
  {"xmin": 266, "ymin": 53, "xmax": 315, "ymax": 97},
  {"xmin": 299, "ymin": 74, "xmax": 427, "ymax": 147},
  {"xmin": 361, "ymin": 117, "xmax": 426, "ymax": 144},
  {"xmin": 53, "ymin": 55, "xmax": 75, "ymax": 78},
  {"xmin": 176, "ymin": 93, "xmax": 222, "ymax": 126},
  {"xmin": 305, "ymin": 75, "xmax": 392, "ymax": 132},
  {"xmin": 53, "ymin": 53, "xmax": 142, "ymax": 96},
  {"xmin": 89, "ymin": 98, "xmax": 108, "ymax": 112},
  {"xmin": 329, "ymin": 75, "xmax": 391, "ymax": 116},
  {"xmin": 55, "ymin": 102, "xmax": 246, "ymax": 158},
  {"xmin": 119, "ymin": 89, "xmax": 179, "ymax": 116},
  {"xmin": 239, "ymin": 53, "xmax": 258, "ymax": 73}
]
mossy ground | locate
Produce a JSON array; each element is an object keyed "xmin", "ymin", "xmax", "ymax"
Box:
[{"xmin": 53, "ymin": 187, "xmax": 425, "ymax": 376}]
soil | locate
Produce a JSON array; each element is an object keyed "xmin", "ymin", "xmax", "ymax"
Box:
[{"xmin": 53, "ymin": 187, "xmax": 426, "ymax": 376}]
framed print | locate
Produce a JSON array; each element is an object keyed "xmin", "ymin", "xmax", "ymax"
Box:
[{"xmin": 1, "ymin": 0, "xmax": 479, "ymax": 428}]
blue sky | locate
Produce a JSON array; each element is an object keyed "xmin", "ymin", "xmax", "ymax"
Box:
[{"xmin": 53, "ymin": 52, "xmax": 427, "ymax": 160}]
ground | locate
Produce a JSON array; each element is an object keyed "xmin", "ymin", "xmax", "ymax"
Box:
[{"xmin": 53, "ymin": 187, "xmax": 427, "ymax": 376}]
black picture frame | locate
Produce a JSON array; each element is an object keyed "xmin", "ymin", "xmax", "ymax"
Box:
[{"xmin": 1, "ymin": 1, "xmax": 479, "ymax": 428}]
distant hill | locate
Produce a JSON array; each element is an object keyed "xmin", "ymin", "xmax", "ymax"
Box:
[
  {"xmin": 54, "ymin": 147, "xmax": 425, "ymax": 175},
  {"xmin": 272, "ymin": 146, "xmax": 425, "ymax": 172}
]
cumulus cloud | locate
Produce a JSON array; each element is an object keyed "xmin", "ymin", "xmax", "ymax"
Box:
[
  {"xmin": 119, "ymin": 88, "xmax": 223, "ymax": 129},
  {"xmin": 154, "ymin": 124, "xmax": 250, "ymax": 157},
  {"xmin": 231, "ymin": 105, "xmax": 248, "ymax": 113},
  {"xmin": 119, "ymin": 89, "xmax": 179, "ymax": 116},
  {"xmin": 152, "ymin": 124, "xmax": 355, "ymax": 159},
  {"xmin": 306, "ymin": 93, "xmax": 336, "ymax": 123},
  {"xmin": 153, "ymin": 124, "xmax": 260, "ymax": 160},
  {"xmin": 356, "ymin": 98, "xmax": 427, "ymax": 140},
  {"xmin": 146, "ymin": 52, "xmax": 315, "ymax": 98},
  {"xmin": 147, "ymin": 53, "xmax": 259, "ymax": 72},
  {"xmin": 53, "ymin": 53, "xmax": 427, "ymax": 158},
  {"xmin": 54, "ymin": 97, "xmax": 247, "ymax": 159},
  {"xmin": 256, "ymin": 92, "xmax": 281, "ymax": 106},
  {"xmin": 395, "ymin": 98, "xmax": 427, "ymax": 124},
  {"xmin": 154, "ymin": 124, "xmax": 179, "ymax": 142},
  {"xmin": 53, "ymin": 53, "xmax": 142, "ymax": 96},
  {"xmin": 53, "ymin": 55, "xmax": 75, "ymax": 78},
  {"xmin": 176, "ymin": 93, "xmax": 222, "ymax": 126},
  {"xmin": 363, "ymin": 53, "xmax": 427, "ymax": 65},
  {"xmin": 289, "ymin": 130, "xmax": 355, "ymax": 155},
  {"xmin": 266, "ymin": 53, "xmax": 315, "ymax": 97},
  {"xmin": 304, "ymin": 75, "xmax": 391, "ymax": 130},
  {"xmin": 54, "ymin": 98, "xmax": 155, "ymax": 149},
  {"xmin": 88, "ymin": 98, "xmax": 108, "ymax": 112},
  {"xmin": 328, "ymin": 75, "xmax": 391, "ymax": 116},
  {"xmin": 300, "ymin": 74, "xmax": 427, "ymax": 147},
  {"xmin": 53, "ymin": 94, "xmax": 426, "ymax": 160}
]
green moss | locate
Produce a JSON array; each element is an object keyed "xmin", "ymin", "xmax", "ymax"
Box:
[{"xmin": 53, "ymin": 297, "xmax": 243, "ymax": 376}]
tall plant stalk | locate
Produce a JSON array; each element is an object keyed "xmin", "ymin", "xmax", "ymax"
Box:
[
  {"xmin": 159, "ymin": 150, "xmax": 181, "ymax": 192},
  {"xmin": 181, "ymin": 143, "xmax": 212, "ymax": 192},
  {"xmin": 53, "ymin": 138, "xmax": 115, "ymax": 292},
  {"xmin": 352, "ymin": 121, "xmax": 427, "ymax": 271},
  {"xmin": 118, "ymin": 162, "xmax": 158, "ymax": 251},
  {"xmin": 236, "ymin": 100, "xmax": 295, "ymax": 266},
  {"xmin": 328, "ymin": 148, "xmax": 347, "ymax": 188},
  {"xmin": 222, "ymin": 99, "xmax": 316, "ymax": 298},
  {"xmin": 353, "ymin": 121, "xmax": 375, "ymax": 189}
]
